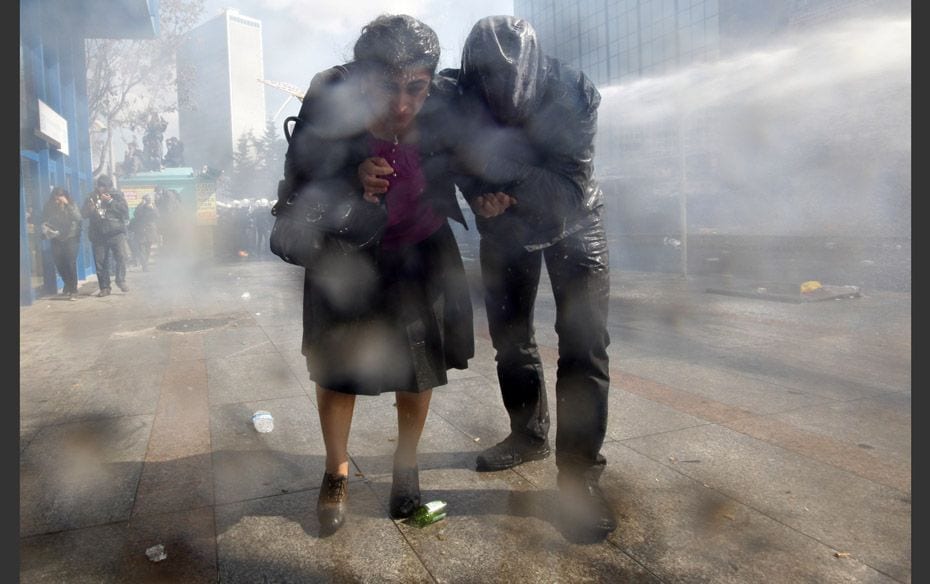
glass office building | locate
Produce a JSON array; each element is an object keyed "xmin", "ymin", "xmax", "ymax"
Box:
[
  {"xmin": 177, "ymin": 9, "xmax": 267, "ymax": 176},
  {"xmin": 517, "ymin": 0, "xmax": 720, "ymax": 86},
  {"xmin": 513, "ymin": 0, "xmax": 910, "ymax": 279}
]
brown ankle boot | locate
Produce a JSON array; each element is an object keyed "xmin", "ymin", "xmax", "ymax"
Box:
[{"xmin": 317, "ymin": 472, "xmax": 348, "ymax": 535}]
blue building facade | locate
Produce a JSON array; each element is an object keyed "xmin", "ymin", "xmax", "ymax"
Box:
[{"xmin": 19, "ymin": 0, "xmax": 159, "ymax": 305}]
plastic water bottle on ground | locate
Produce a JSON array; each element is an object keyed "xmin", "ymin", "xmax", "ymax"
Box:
[
  {"xmin": 145, "ymin": 544, "xmax": 167, "ymax": 562},
  {"xmin": 252, "ymin": 410, "xmax": 274, "ymax": 433}
]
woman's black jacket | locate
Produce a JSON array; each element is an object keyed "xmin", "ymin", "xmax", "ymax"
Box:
[{"xmin": 279, "ymin": 63, "xmax": 467, "ymax": 231}]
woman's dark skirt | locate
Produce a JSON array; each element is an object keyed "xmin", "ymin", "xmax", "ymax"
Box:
[{"xmin": 302, "ymin": 222, "xmax": 474, "ymax": 395}]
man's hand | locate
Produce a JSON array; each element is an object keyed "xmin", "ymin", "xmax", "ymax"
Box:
[
  {"xmin": 358, "ymin": 157, "xmax": 394, "ymax": 203},
  {"xmin": 470, "ymin": 192, "xmax": 516, "ymax": 218},
  {"xmin": 100, "ymin": 192, "xmax": 113, "ymax": 203}
]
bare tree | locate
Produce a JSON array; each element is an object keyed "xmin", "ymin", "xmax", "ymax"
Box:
[{"xmin": 85, "ymin": 0, "xmax": 204, "ymax": 178}]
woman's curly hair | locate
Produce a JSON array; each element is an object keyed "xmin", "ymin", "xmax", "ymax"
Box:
[{"xmin": 353, "ymin": 14, "xmax": 440, "ymax": 75}]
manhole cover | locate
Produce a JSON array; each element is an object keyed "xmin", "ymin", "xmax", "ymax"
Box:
[{"xmin": 157, "ymin": 317, "xmax": 232, "ymax": 333}]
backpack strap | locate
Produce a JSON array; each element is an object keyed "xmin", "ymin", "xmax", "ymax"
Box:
[{"xmin": 283, "ymin": 116, "xmax": 299, "ymax": 144}]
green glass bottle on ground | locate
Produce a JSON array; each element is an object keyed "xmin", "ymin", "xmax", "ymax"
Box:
[{"xmin": 407, "ymin": 500, "xmax": 447, "ymax": 527}]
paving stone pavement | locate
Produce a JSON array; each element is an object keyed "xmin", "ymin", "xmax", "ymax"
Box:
[{"xmin": 19, "ymin": 250, "xmax": 911, "ymax": 583}]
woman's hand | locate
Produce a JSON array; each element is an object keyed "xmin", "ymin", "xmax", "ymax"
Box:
[
  {"xmin": 471, "ymin": 192, "xmax": 516, "ymax": 218},
  {"xmin": 358, "ymin": 157, "xmax": 394, "ymax": 203}
]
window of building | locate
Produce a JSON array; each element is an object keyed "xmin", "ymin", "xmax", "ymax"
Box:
[{"xmin": 21, "ymin": 156, "xmax": 44, "ymax": 292}]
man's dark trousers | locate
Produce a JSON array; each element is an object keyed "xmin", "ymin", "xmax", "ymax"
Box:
[
  {"xmin": 92, "ymin": 233, "xmax": 129, "ymax": 290},
  {"xmin": 479, "ymin": 212, "xmax": 611, "ymax": 474}
]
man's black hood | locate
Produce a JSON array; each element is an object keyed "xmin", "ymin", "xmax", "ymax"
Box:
[{"xmin": 460, "ymin": 15, "xmax": 547, "ymax": 125}]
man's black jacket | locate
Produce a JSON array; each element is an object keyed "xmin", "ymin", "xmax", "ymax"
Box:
[{"xmin": 441, "ymin": 16, "xmax": 605, "ymax": 250}]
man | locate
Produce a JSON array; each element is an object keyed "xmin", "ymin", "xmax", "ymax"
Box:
[
  {"xmin": 129, "ymin": 194, "xmax": 159, "ymax": 272},
  {"xmin": 82, "ymin": 174, "xmax": 130, "ymax": 296},
  {"xmin": 447, "ymin": 16, "xmax": 615, "ymax": 539}
]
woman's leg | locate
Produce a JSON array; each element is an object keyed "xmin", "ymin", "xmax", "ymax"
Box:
[
  {"xmin": 394, "ymin": 389, "xmax": 432, "ymax": 466},
  {"xmin": 390, "ymin": 389, "xmax": 432, "ymax": 518},
  {"xmin": 63, "ymin": 238, "xmax": 80, "ymax": 293},
  {"xmin": 50, "ymin": 241, "xmax": 68, "ymax": 293},
  {"xmin": 316, "ymin": 385, "xmax": 356, "ymax": 477},
  {"xmin": 139, "ymin": 239, "xmax": 151, "ymax": 271},
  {"xmin": 315, "ymin": 384, "xmax": 356, "ymax": 534}
]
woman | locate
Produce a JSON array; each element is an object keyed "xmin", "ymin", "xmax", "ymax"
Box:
[
  {"xmin": 41, "ymin": 187, "xmax": 83, "ymax": 300},
  {"xmin": 285, "ymin": 14, "xmax": 474, "ymax": 534}
]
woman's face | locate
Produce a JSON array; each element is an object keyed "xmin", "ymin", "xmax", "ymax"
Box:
[{"xmin": 364, "ymin": 67, "xmax": 432, "ymax": 135}]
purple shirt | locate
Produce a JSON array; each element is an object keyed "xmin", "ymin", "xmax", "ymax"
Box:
[{"xmin": 369, "ymin": 136, "xmax": 444, "ymax": 250}]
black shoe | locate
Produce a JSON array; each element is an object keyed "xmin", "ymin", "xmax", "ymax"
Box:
[
  {"xmin": 117, "ymin": 283, "xmax": 129, "ymax": 292},
  {"xmin": 317, "ymin": 473, "xmax": 349, "ymax": 535},
  {"xmin": 557, "ymin": 472, "xmax": 617, "ymax": 542},
  {"xmin": 97, "ymin": 288, "xmax": 111, "ymax": 297},
  {"xmin": 389, "ymin": 464, "xmax": 421, "ymax": 519},
  {"xmin": 475, "ymin": 433, "xmax": 551, "ymax": 472}
]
